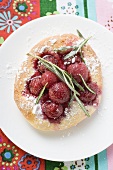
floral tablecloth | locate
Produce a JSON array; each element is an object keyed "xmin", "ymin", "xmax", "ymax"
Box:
[{"xmin": 0, "ymin": 0, "xmax": 113, "ymax": 169}]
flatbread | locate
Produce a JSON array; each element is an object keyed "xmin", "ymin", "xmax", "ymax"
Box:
[{"xmin": 14, "ymin": 34, "xmax": 102, "ymax": 131}]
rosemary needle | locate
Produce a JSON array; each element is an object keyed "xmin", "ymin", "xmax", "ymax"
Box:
[{"xmin": 36, "ymin": 83, "xmax": 48, "ymax": 104}]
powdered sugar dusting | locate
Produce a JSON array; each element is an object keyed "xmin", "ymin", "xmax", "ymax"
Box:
[
  {"xmin": 16, "ymin": 61, "xmax": 32, "ymax": 83},
  {"xmin": 34, "ymin": 45, "xmax": 50, "ymax": 54},
  {"xmin": 71, "ymin": 57, "xmax": 76, "ymax": 63},
  {"xmin": 33, "ymin": 103, "xmax": 42, "ymax": 115},
  {"xmin": 32, "ymin": 102, "xmax": 44, "ymax": 124},
  {"xmin": 75, "ymin": 39, "xmax": 83, "ymax": 46},
  {"xmin": 34, "ymin": 47, "xmax": 39, "ymax": 53},
  {"xmin": 84, "ymin": 56, "xmax": 100, "ymax": 75},
  {"xmin": 49, "ymin": 39, "xmax": 57, "ymax": 45},
  {"xmin": 33, "ymin": 104, "xmax": 44, "ymax": 125},
  {"xmin": 20, "ymin": 95, "xmax": 35, "ymax": 110},
  {"xmin": 20, "ymin": 100, "xmax": 34, "ymax": 111},
  {"xmin": 64, "ymin": 56, "xmax": 76, "ymax": 65},
  {"xmin": 64, "ymin": 61, "xmax": 71, "ymax": 65},
  {"xmin": 64, "ymin": 102, "xmax": 79, "ymax": 121},
  {"xmin": 26, "ymin": 95, "xmax": 35, "ymax": 102}
]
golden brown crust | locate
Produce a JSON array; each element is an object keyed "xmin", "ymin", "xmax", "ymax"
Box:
[{"xmin": 14, "ymin": 34, "xmax": 102, "ymax": 131}]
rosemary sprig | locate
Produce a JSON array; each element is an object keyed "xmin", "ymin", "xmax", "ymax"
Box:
[
  {"xmin": 62, "ymin": 72, "xmax": 78, "ymax": 95},
  {"xmin": 68, "ymin": 93, "xmax": 75, "ymax": 106},
  {"xmin": 79, "ymin": 74, "xmax": 95, "ymax": 94},
  {"xmin": 77, "ymin": 30, "xmax": 85, "ymax": 63},
  {"xmin": 77, "ymin": 30, "xmax": 85, "ymax": 39},
  {"xmin": 74, "ymin": 94, "xmax": 90, "ymax": 117},
  {"xmin": 27, "ymin": 53, "xmax": 90, "ymax": 116},
  {"xmin": 64, "ymin": 36, "xmax": 91, "ymax": 60},
  {"xmin": 68, "ymin": 92, "xmax": 90, "ymax": 117},
  {"xmin": 54, "ymin": 36, "xmax": 90, "ymax": 57},
  {"xmin": 80, "ymin": 49, "xmax": 85, "ymax": 63},
  {"xmin": 51, "ymin": 65, "xmax": 65, "ymax": 82},
  {"xmin": 36, "ymin": 83, "xmax": 48, "ymax": 104},
  {"xmin": 65, "ymin": 72, "xmax": 84, "ymax": 92},
  {"xmin": 69, "ymin": 75, "xmax": 84, "ymax": 91}
]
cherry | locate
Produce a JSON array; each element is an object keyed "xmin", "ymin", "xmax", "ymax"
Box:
[
  {"xmin": 79, "ymin": 82, "xmax": 98, "ymax": 103},
  {"xmin": 42, "ymin": 101, "xmax": 63, "ymax": 119},
  {"xmin": 29, "ymin": 77, "xmax": 42, "ymax": 96},
  {"xmin": 41, "ymin": 71, "xmax": 59, "ymax": 88},
  {"xmin": 67, "ymin": 62, "xmax": 89, "ymax": 83},
  {"xmin": 49, "ymin": 82, "xmax": 70, "ymax": 104}
]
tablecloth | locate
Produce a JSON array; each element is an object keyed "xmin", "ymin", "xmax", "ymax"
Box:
[{"xmin": 0, "ymin": 0, "xmax": 113, "ymax": 169}]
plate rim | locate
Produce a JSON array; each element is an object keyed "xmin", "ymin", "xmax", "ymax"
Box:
[{"xmin": 1, "ymin": 127, "xmax": 113, "ymax": 161}]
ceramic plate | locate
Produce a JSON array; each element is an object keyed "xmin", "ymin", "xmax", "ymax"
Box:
[{"xmin": 0, "ymin": 15, "xmax": 113, "ymax": 161}]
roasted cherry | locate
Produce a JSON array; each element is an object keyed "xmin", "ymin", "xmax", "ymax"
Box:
[
  {"xmin": 79, "ymin": 82, "xmax": 98, "ymax": 103},
  {"xmin": 49, "ymin": 82, "xmax": 70, "ymax": 104},
  {"xmin": 41, "ymin": 71, "xmax": 59, "ymax": 88},
  {"xmin": 42, "ymin": 101, "xmax": 63, "ymax": 119},
  {"xmin": 29, "ymin": 77, "xmax": 42, "ymax": 96},
  {"xmin": 67, "ymin": 62, "xmax": 89, "ymax": 83}
]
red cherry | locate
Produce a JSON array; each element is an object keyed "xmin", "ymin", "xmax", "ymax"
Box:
[
  {"xmin": 67, "ymin": 62, "xmax": 89, "ymax": 83},
  {"xmin": 42, "ymin": 101, "xmax": 63, "ymax": 119},
  {"xmin": 41, "ymin": 71, "xmax": 59, "ymax": 88},
  {"xmin": 49, "ymin": 82, "xmax": 70, "ymax": 104},
  {"xmin": 29, "ymin": 77, "xmax": 42, "ymax": 96},
  {"xmin": 79, "ymin": 82, "xmax": 98, "ymax": 103},
  {"xmin": 38, "ymin": 64, "xmax": 46, "ymax": 73}
]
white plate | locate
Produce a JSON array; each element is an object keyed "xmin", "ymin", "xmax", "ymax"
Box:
[{"xmin": 0, "ymin": 15, "xmax": 113, "ymax": 161}]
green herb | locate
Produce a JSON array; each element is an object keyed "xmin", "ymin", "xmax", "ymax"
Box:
[
  {"xmin": 79, "ymin": 74, "xmax": 96, "ymax": 94},
  {"xmin": 68, "ymin": 93, "xmax": 75, "ymax": 106},
  {"xmin": 77, "ymin": 29, "xmax": 85, "ymax": 39},
  {"xmin": 27, "ymin": 53, "xmax": 90, "ymax": 117},
  {"xmin": 77, "ymin": 30, "xmax": 86, "ymax": 63},
  {"xmin": 51, "ymin": 65, "xmax": 65, "ymax": 82},
  {"xmin": 80, "ymin": 49, "xmax": 85, "ymax": 63},
  {"xmin": 70, "ymin": 75, "xmax": 84, "ymax": 91},
  {"xmin": 64, "ymin": 36, "xmax": 91, "ymax": 60},
  {"xmin": 74, "ymin": 94, "xmax": 90, "ymax": 117},
  {"xmin": 35, "ymin": 83, "xmax": 48, "ymax": 104},
  {"xmin": 63, "ymin": 72, "xmax": 79, "ymax": 95}
]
